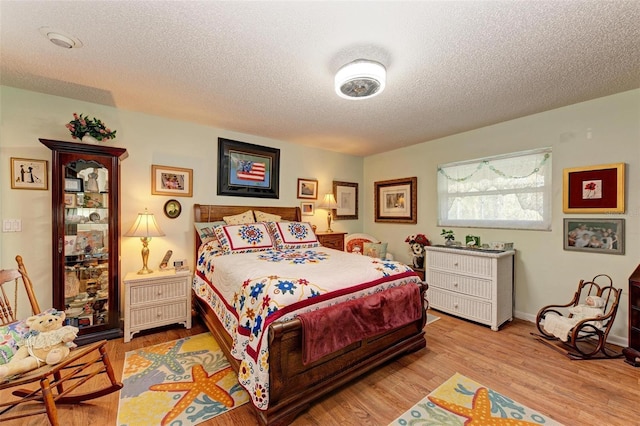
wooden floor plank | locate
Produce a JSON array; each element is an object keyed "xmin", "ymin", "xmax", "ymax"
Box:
[{"xmin": 1, "ymin": 312, "xmax": 638, "ymax": 425}]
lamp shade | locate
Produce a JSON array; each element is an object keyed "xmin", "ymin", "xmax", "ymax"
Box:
[
  {"xmin": 319, "ymin": 193, "xmax": 338, "ymax": 209},
  {"xmin": 335, "ymin": 59, "xmax": 386, "ymax": 99},
  {"xmin": 125, "ymin": 209, "xmax": 165, "ymax": 238}
]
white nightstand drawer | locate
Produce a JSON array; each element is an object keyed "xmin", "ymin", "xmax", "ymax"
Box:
[
  {"xmin": 428, "ymin": 251, "xmax": 493, "ymax": 278},
  {"xmin": 428, "ymin": 287, "xmax": 491, "ymax": 323},
  {"xmin": 129, "ymin": 280, "xmax": 188, "ymax": 305},
  {"xmin": 129, "ymin": 301, "xmax": 188, "ymax": 328},
  {"xmin": 428, "ymin": 270, "xmax": 492, "ymax": 299}
]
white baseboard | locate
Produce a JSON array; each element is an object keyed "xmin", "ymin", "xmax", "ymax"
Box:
[{"xmin": 513, "ymin": 310, "xmax": 627, "ymax": 348}]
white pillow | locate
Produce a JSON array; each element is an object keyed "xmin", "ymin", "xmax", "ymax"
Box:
[
  {"xmin": 223, "ymin": 210, "xmax": 255, "ymax": 225},
  {"xmin": 214, "ymin": 223, "xmax": 274, "ymax": 254},
  {"xmin": 254, "ymin": 210, "xmax": 282, "ymax": 222},
  {"xmin": 267, "ymin": 221, "xmax": 320, "ymax": 250}
]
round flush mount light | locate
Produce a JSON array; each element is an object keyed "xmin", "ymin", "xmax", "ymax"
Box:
[
  {"xmin": 39, "ymin": 27, "xmax": 83, "ymax": 49},
  {"xmin": 335, "ymin": 59, "xmax": 386, "ymax": 100}
]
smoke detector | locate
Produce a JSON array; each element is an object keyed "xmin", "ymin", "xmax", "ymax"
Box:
[
  {"xmin": 335, "ymin": 59, "xmax": 386, "ymax": 100},
  {"xmin": 39, "ymin": 27, "xmax": 83, "ymax": 49}
]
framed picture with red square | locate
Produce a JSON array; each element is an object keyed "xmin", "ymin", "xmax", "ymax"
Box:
[{"xmin": 563, "ymin": 163, "xmax": 625, "ymax": 213}]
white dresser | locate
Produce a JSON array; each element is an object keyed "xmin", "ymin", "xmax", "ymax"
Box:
[
  {"xmin": 425, "ymin": 246, "xmax": 514, "ymax": 331},
  {"xmin": 123, "ymin": 269, "xmax": 192, "ymax": 342}
]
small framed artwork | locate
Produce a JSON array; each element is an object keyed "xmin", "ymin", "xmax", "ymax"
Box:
[
  {"xmin": 10, "ymin": 158, "xmax": 48, "ymax": 190},
  {"xmin": 301, "ymin": 202, "xmax": 315, "ymax": 216},
  {"xmin": 83, "ymin": 193, "xmax": 103, "ymax": 208},
  {"xmin": 564, "ymin": 218, "xmax": 624, "ymax": 255},
  {"xmin": 217, "ymin": 138, "xmax": 280, "ymax": 199},
  {"xmin": 374, "ymin": 177, "xmax": 417, "ymax": 223},
  {"xmin": 164, "ymin": 199, "xmax": 182, "ymax": 219},
  {"xmin": 64, "ymin": 193, "xmax": 76, "ymax": 207},
  {"xmin": 152, "ymin": 165, "xmax": 193, "ymax": 197},
  {"xmin": 333, "ymin": 181, "xmax": 358, "ymax": 220},
  {"xmin": 563, "ymin": 163, "xmax": 625, "ymax": 213},
  {"xmin": 297, "ymin": 178, "xmax": 318, "ymax": 199},
  {"xmin": 65, "ymin": 178, "xmax": 83, "ymax": 192}
]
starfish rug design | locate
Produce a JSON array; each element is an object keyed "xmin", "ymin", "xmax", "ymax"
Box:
[
  {"xmin": 389, "ymin": 372, "xmax": 563, "ymax": 426},
  {"xmin": 117, "ymin": 332, "xmax": 249, "ymax": 426}
]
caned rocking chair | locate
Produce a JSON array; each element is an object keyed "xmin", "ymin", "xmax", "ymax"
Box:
[
  {"xmin": 533, "ymin": 274, "xmax": 623, "ymax": 360},
  {"xmin": 0, "ymin": 255, "xmax": 122, "ymax": 425}
]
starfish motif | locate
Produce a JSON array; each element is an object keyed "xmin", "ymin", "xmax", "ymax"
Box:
[
  {"xmin": 428, "ymin": 387, "xmax": 538, "ymax": 425},
  {"xmin": 126, "ymin": 340, "xmax": 208, "ymax": 381},
  {"xmin": 150, "ymin": 364, "xmax": 235, "ymax": 426}
]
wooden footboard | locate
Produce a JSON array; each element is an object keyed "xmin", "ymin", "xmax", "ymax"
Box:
[{"xmin": 193, "ymin": 282, "xmax": 427, "ymax": 426}]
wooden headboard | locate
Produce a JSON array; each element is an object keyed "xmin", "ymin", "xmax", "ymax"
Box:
[{"xmin": 194, "ymin": 204, "xmax": 301, "ymax": 223}]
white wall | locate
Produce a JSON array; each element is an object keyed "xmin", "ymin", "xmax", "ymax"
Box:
[
  {"xmin": 364, "ymin": 89, "xmax": 640, "ymax": 344},
  {"xmin": 0, "ymin": 86, "xmax": 363, "ymax": 316}
]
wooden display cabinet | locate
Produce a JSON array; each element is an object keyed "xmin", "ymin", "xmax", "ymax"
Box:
[
  {"xmin": 623, "ymin": 264, "xmax": 640, "ymax": 367},
  {"xmin": 41, "ymin": 139, "xmax": 128, "ymax": 345}
]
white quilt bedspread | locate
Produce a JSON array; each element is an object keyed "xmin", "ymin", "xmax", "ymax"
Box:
[{"xmin": 194, "ymin": 242, "xmax": 421, "ymax": 410}]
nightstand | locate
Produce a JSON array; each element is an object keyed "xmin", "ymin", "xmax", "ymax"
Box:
[
  {"xmin": 123, "ymin": 269, "xmax": 192, "ymax": 342},
  {"xmin": 316, "ymin": 231, "xmax": 347, "ymax": 251}
]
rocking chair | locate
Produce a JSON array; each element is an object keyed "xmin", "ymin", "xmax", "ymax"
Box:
[
  {"xmin": 533, "ymin": 274, "xmax": 623, "ymax": 360},
  {"xmin": 0, "ymin": 255, "xmax": 122, "ymax": 425}
]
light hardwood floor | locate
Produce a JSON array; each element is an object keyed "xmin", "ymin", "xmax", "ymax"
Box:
[{"xmin": 2, "ymin": 312, "xmax": 639, "ymax": 425}]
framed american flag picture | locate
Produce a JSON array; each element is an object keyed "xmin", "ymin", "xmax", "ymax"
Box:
[{"xmin": 217, "ymin": 138, "xmax": 280, "ymax": 199}]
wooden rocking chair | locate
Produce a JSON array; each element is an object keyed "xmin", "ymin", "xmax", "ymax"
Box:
[
  {"xmin": 0, "ymin": 255, "xmax": 122, "ymax": 425},
  {"xmin": 532, "ymin": 274, "xmax": 623, "ymax": 360}
]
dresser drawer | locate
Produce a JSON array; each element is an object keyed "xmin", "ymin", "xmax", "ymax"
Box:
[
  {"xmin": 129, "ymin": 279, "xmax": 188, "ymax": 305},
  {"xmin": 428, "ymin": 270, "xmax": 492, "ymax": 299},
  {"xmin": 428, "ymin": 251, "xmax": 493, "ymax": 278},
  {"xmin": 428, "ymin": 287, "xmax": 492, "ymax": 323},
  {"xmin": 129, "ymin": 301, "xmax": 188, "ymax": 328}
]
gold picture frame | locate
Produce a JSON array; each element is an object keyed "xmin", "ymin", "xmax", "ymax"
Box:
[
  {"xmin": 151, "ymin": 165, "xmax": 193, "ymax": 197},
  {"xmin": 563, "ymin": 163, "xmax": 625, "ymax": 213},
  {"xmin": 10, "ymin": 157, "xmax": 48, "ymax": 190}
]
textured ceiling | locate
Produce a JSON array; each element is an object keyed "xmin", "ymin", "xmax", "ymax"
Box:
[{"xmin": 1, "ymin": 1, "xmax": 639, "ymax": 156}]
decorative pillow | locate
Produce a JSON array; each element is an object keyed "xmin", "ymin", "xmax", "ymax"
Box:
[
  {"xmin": 345, "ymin": 233, "xmax": 379, "ymax": 253},
  {"xmin": 0, "ymin": 308, "xmax": 58, "ymax": 365},
  {"xmin": 214, "ymin": 223, "xmax": 274, "ymax": 254},
  {"xmin": 223, "ymin": 210, "xmax": 255, "ymax": 225},
  {"xmin": 254, "ymin": 210, "xmax": 282, "ymax": 222},
  {"xmin": 194, "ymin": 221, "xmax": 225, "ymax": 242},
  {"xmin": 363, "ymin": 242, "xmax": 388, "ymax": 259},
  {"xmin": 268, "ymin": 221, "xmax": 320, "ymax": 250}
]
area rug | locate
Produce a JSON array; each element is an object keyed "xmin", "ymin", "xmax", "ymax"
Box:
[
  {"xmin": 426, "ymin": 313, "xmax": 440, "ymax": 325},
  {"xmin": 117, "ymin": 332, "xmax": 249, "ymax": 426},
  {"xmin": 389, "ymin": 372, "xmax": 563, "ymax": 425}
]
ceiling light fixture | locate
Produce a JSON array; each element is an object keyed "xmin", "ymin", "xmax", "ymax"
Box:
[
  {"xmin": 335, "ymin": 59, "xmax": 386, "ymax": 100},
  {"xmin": 39, "ymin": 27, "xmax": 83, "ymax": 49}
]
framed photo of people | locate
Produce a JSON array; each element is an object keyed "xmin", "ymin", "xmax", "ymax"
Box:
[{"xmin": 563, "ymin": 218, "xmax": 624, "ymax": 255}]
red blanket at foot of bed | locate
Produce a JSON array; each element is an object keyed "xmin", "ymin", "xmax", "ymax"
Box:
[{"xmin": 298, "ymin": 283, "xmax": 422, "ymax": 365}]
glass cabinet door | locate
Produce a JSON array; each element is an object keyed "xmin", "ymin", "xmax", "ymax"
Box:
[
  {"xmin": 41, "ymin": 138, "xmax": 127, "ymax": 345},
  {"xmin": 63, "ymin": 160, "xmax": 110, "ymax": 330}
]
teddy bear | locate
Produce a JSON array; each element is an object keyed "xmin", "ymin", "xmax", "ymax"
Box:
[
  {"xmin": 0, "ymin": 310, "xmax": 78, "ymax": 380},
  {"xmin": 405, "ymin": 234, "xmax": 431, "ymax": 269}
]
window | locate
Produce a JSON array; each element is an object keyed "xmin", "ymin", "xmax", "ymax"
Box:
[{"xmin": 437, "ymin": 148, "xmax": 552, "ymax": 230}]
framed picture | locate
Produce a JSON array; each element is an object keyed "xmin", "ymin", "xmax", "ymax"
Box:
[
  {"xmin": 164, "ymin": 199, "xmax": 182, "ymax": 219},
  {"xmin": 65, "ymin": 177, "xmax": 83, "ymax": 192},
  {"xmin": 333, "ymin": 181, "xmax": 358, "ymax": 220},
  {"xmin": 152, "ymin": 165, "xmax": 193, "ymax": 197},
  {"xmin": 301, "ymin": 202, "xmax": 315, "ymax": 216},
  {"xmin": 10, "ymin": 158, "xmax": 48, "ymax": 190},
  {"xmin": 297, "ymin": 178, "xmax": 318, "ymax": 199},
  {"xmin": 563, "ymin": 163, "xmax": 625, "ymax": 213},
  {"xmin": 82, "ymin": 193, "xmax": 103, "ymax": 208},
  {"xmin": 374, "ymin": 177, "xmax": 417, "ymax": 223},
  {"xmin": 563, "ymin": 218, "xmax": 624, "ymax": 255},
  {"xmin": 63, "ymin": 193, "xmax": 76, "ymax": 207},
  {"xmin": 217, "ymin": 138, "xmax": 280, "ymax": 199}
]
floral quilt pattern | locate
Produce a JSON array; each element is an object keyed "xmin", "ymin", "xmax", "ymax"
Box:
[{"xmin": 194, "ymin": 244, "xmax": 421, "ymax": 410}]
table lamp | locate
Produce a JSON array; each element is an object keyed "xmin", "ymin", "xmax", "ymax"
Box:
[
  {"xmin": 319, "ymin": 193, "xmax": 338, "ymax": 232},
  {"xmin": 125, "ymin": 208, "xmax": 165, "ymax": 274}
]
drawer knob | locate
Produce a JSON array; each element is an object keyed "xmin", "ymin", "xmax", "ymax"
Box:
[
  {"xmin": 454, "ymin": 262, "xmax": 459, "ymax": 267},
  {"xmin": 454, "ymin": 303, "xmax": 459, "ymax": 309},
  {"xmin": 156, "ymin": 312, "xmax": 162, "ymax": 317},
  {"xmin": 453, "ymin": 282, "xmax": 459, "ymax": 287},
  {"xmin": 157, "ymin": 291, "xmax": 163, "ymax": 296}
]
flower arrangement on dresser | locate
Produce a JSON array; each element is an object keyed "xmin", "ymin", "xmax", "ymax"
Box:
[
  {"xmin": 405, "ymin": 233, "xmax": 430, "ymax": 269},
  {"xmin": 66, "ymin": 113, "xmax": 117, "ymax": 142}
]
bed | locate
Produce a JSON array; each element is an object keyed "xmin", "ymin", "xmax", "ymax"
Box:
[{"xmin": 192, "ymin": 204, "xmax": 427, "ymax": 426}]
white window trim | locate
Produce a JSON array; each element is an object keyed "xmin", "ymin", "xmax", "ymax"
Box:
[{"xmin": 437, "ymin": 148, "xmax": 552, "ymax": 230}]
